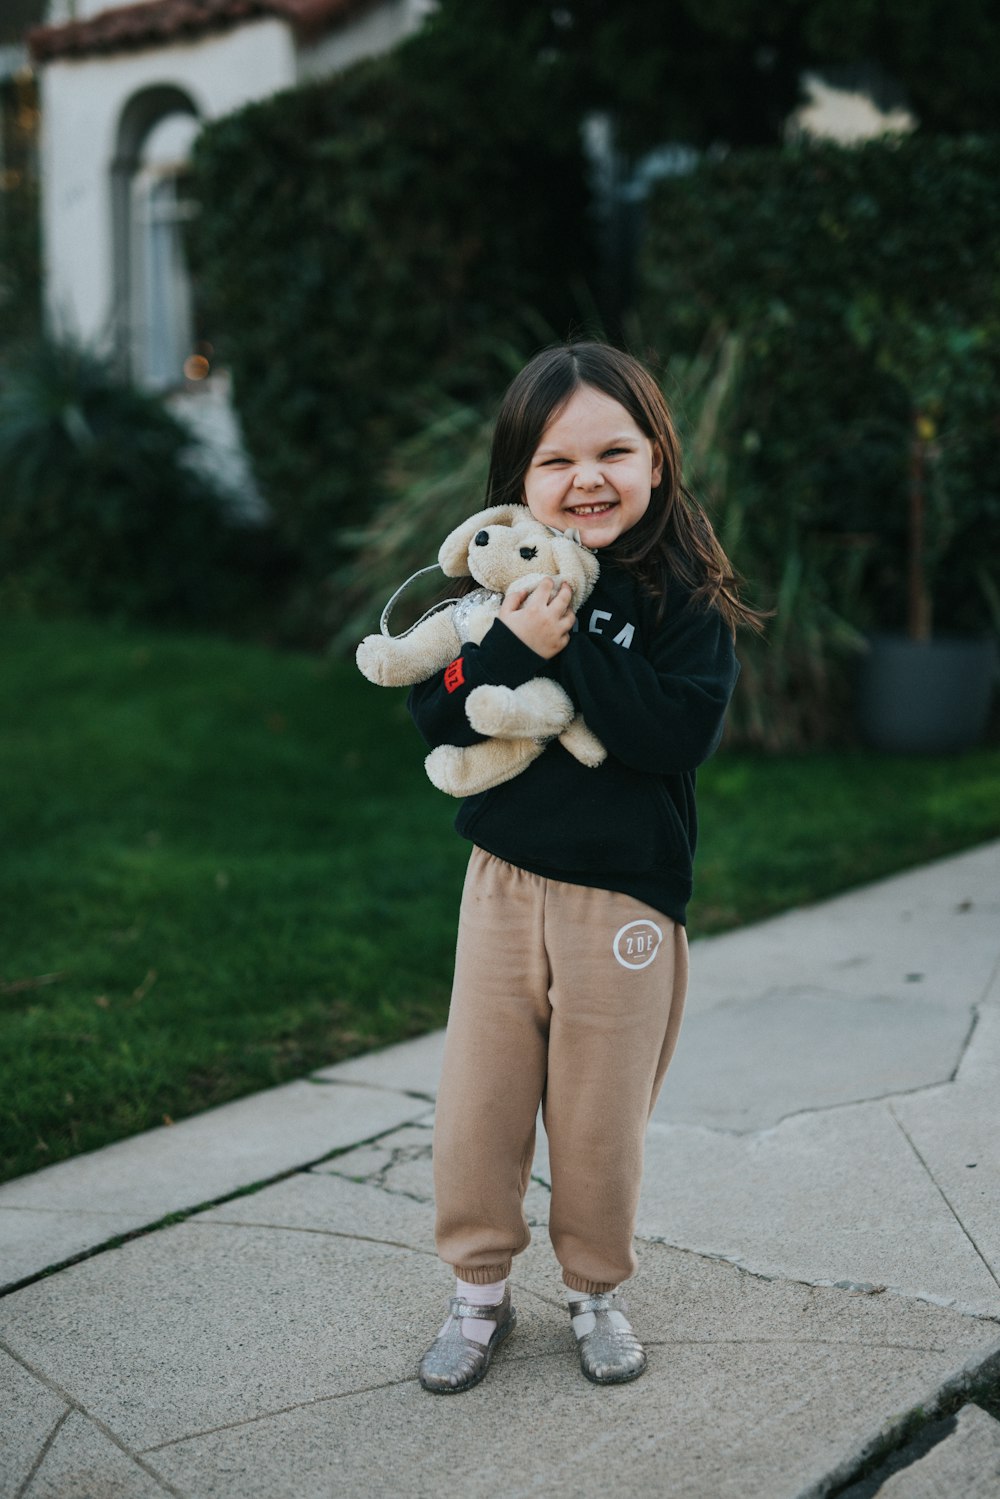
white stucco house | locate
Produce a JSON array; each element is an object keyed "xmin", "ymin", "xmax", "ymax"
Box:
[
  {"xmin": 30, "ymin": 0, "xmax": 429, "ymax": 381},
  {"xmin": 27, "ymin": 0, "xmax": 431, "ymax": 509}
]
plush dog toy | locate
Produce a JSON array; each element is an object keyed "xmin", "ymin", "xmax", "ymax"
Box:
[{"xmin": 356, "ymin": 504, "xmax": 607, "ymax": 797}]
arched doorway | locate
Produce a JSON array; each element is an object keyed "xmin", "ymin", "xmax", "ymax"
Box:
[
  {"xmin": 110, "ymin": 82, "xmax": 265, "ymax": 521},
  {"xmin": 111, "ymin": 85, "xmax": 204, "ymax": 390}
]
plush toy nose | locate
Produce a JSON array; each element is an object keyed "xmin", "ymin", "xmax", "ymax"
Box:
[
  {"xmin": 474, "ymin": 530, "xmax": 490, "ymax": 546},
  {"xmin": 519, "ymin": 546, "xmax": 538, "ymax": 560}
]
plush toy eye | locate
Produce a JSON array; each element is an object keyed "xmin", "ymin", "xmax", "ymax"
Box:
[
  {"xmin": 519, "ymin": 546, "xmax": 538, "ymax": 560},
  {"xmin": 474, "ymin": 530, "xmax": 489, "ymax": 547}
]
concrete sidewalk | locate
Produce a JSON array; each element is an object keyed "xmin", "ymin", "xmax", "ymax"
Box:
[{"xmin": 2, "ymin": 841, "xmax": 999, "ymax": 1498}]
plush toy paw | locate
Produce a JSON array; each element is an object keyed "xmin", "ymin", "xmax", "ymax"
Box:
[
  {"xmin": 466, "ymin": 681, "xmax": 576, "ymax": 741},
  {"xmin": 559, "ymin": 715, "xmax": 607, "ymax": 768},
  {"xmin": 356, "ymin": 635, "xmax": 396, "ymax": 687},
  {"xmin": 426, "ymin": 739, "xmax": 545, "ymax": 798}
]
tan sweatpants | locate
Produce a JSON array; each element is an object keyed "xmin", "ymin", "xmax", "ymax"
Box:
[{"xmin": 433, "ymin": 846, "xmax": 689, "ymax": 1295}]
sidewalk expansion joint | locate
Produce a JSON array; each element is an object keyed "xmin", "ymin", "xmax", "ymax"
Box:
[
  {"xmin": 0, "ymin": 1203, "xmax": 136, "ymax": 1218},
  {"xmin": 0, "ymin": 1120, "xmax": 439, "ymax": 1300},
  {"xmin": 13, "ymin": 1407, "xmax": 69, "ymax": 1499},
  {"xmin": 190, "ymin": 1218, "xmax": 437, "ymax": 1258},
  {"xmin": 888, "ymin": 1105, "xmax": 1000, "ymax": 1296},
  {"xmin": 0, "ymin": 1337, "xmax": 185, "ymax": 1499}
]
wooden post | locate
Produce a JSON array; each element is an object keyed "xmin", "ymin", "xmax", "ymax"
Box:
[{"xmin": 907, "ymin": 410, "xmax": 932, "ymax": 642}]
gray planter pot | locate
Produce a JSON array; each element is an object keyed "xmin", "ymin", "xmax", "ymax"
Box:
[{"xmin": 857, "ymin": 633, "xmax": 998, "ymax": 753}]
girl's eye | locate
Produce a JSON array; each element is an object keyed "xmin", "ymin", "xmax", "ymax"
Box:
[{"xmin": 602, "ymin": 447, "xmax": 629, "ymax": 458}]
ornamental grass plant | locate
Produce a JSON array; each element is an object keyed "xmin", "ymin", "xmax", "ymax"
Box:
[{"xmin": 0, "ymin": 338, "xmax": 279, "ymax": 630}]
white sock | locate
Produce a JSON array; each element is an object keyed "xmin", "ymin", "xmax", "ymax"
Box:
[
  {"xmin": 565, "ymin": 1285, "xmax": 630, "ymax": 1339},
  {"xmin": 441, "ymin": 1276, "xmax": 507, "ymax": 1345}
]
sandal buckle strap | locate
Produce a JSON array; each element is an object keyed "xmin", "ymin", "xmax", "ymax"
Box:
[
  {"xmin": 567, "ymin": 1292, "xmax": 622, "ymax": 1315},
  {"xmin": 449, "ymin": 1294, "xmax": 507, "ymax": 1320}
]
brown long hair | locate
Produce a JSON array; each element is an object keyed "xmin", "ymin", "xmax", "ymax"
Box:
[{"xmin": 485, "ymin": 342, "xmax": 766, "ymax": 637}]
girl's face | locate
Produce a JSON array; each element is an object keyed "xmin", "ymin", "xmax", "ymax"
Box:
[{"xmin": 521, "ymin": 383, "xmax": 663, "ymax": 550}]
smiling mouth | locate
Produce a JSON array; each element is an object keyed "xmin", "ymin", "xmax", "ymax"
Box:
[{"xmin": 568, "ymin": 501, "xmax": 617, "ymax": 516}]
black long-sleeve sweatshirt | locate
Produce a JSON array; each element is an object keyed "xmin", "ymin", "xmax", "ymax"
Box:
[{"xmin": 407, "ymin": 554, "xmax": 740, "ymax": 926}]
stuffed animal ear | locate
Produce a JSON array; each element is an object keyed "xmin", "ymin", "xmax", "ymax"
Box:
[
  {"xmin": 550, "ymin": 532, "xmax": 600, "ymax": 602},
  {"xmin": 438, "ymin": 505, "xmax": 532, "ymax": 577}
]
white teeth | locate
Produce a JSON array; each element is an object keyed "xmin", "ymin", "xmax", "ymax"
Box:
[{"xmin": 570, "ymin": 503, "xmax": 615, "ymax": 515}]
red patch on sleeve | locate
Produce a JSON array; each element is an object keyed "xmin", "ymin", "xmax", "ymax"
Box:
[{"xmin": 443, "ymin": 657, "xmax": 465, "ymax": 694}]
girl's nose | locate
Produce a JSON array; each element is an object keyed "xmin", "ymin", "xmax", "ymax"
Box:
[{"xmin": 573, "ymin": 465, "xmax": 605, "ymax": 490}]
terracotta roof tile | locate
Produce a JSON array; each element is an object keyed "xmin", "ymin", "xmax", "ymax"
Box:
[{"xmin": 28, "ymin": 0, "xmax": 380, "ymax": 62}]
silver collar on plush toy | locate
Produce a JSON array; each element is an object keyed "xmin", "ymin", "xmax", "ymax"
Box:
[
  {"xmin": 378, "ymin": 564, "xmax": 457, "ymax": 640},
  {"xmin": 453, "ymin": 587, "xmax": 501, "ymax": 635}
]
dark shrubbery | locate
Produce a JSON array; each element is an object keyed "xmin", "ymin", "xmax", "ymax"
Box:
[
  {"xmin": 0, "ymin": 339, "xmax": 279, "ymax": 628},
  {"xmin": 186, "ymin": 24, "xmax": 593, "ymax": 627},
  {"xmin": 639, "ymin": 133, "xmax": 1000, "ymax": 745}
]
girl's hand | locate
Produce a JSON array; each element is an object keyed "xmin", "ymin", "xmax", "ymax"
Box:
[{"xmin": 498, "ymin": 579, "xmax": 575, "ymax": 659}]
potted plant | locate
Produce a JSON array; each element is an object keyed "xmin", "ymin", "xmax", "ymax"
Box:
[{"xmin": 847, "ymin": 303, "xmax": 999, "ymax": 753}]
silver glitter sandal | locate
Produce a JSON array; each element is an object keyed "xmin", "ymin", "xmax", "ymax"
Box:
[
  {"xmin": 567, "ymin": 1291, "xmax": 647, "ymax": 1385},
  {"xmin": 418, "ymin": 1287, "xmax": 516, "ymax": 1394}
]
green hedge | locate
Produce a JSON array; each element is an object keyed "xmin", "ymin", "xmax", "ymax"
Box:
[
  {"xmin": 186, "ymin": 29, "xmax": 592, "ymax": 626},
  {"xmin": 639, "ymin": 133, "xmax": 1000, "ymax": 745}
]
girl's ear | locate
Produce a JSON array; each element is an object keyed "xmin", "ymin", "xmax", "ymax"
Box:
[
  {"xmin": 651, "ymin": 442, "xmax": 664, "ymax": 489},
  {"xmin": 438, "ymin": 505, "xmax": 531, "ymax": 576}
]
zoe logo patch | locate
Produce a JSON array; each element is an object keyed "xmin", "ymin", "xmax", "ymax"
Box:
[
  {"xmin": 612, "ymin": 919, "xmax": 663, "ymax": 971},
  {"xmin": 443, "ymin": 658, "xmax": 465, "ymax": 693}
]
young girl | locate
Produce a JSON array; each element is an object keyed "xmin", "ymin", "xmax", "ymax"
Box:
[{"xmin": 408, "ymin": 341, "xmax": 760, "ymax": 1392}]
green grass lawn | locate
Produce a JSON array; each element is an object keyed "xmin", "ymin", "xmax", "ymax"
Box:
[{"xmin": 2, "ymin": 615, "xmax": 998, "ymax": 1184}]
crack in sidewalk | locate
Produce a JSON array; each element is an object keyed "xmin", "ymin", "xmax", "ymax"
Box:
[
  {"xmin": 818, "ymin": 1343, "xmax": 1000, "ymax": 1499},
  {"xmin": 137, "ymin": 1346, "xmax": 573, "ymax": 1458},
  {"xmin": 304, "ymin": 1075, "xmax": 436, "ymax": 1105},
  {"xmin": 0, "ymin": 1119, "xmax": 438, "ymax": 1300},
  {"xmin": 650, "ymin": 1061, "xmax": 984, "ymax": 1141},
  {"xmin": 139, "ymin": 1374, "xmax": 419, "ymax": 1453},
  {"xmin": 951, "ymin": 1003, "xmax": 983, "ymax": 1080},
  {"xmin": 635, "ymin": 1235, "xmax": 1000, "ymax": 1323},
  {"xmin": 319, "ymin": 1133, "xmax": 434, "ymax": 1205}
]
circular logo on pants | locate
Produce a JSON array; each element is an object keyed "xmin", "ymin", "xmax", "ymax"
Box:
[{"xmin": 612, "ymin": 918, "xmax": 663, "ymax": 970}]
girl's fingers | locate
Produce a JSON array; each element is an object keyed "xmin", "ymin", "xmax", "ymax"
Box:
[{"xmin": 500, "ymin": 585, "xmax": 530, "ymax": 616}]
